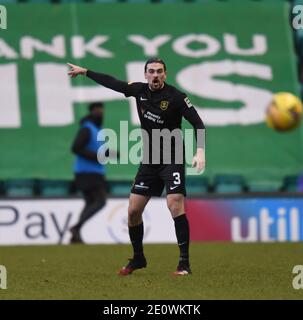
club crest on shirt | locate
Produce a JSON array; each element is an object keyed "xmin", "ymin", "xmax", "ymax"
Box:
[{"xmin": 160, "ymin": 101, "xmax": 169, "ymax": 111}]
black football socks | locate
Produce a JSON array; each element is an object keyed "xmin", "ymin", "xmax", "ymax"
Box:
[
  {"xmin": 129, "ymin": 222, "xmax": 145, "ymax": 260},
  {"xmin": 174, "ymin": 214, "xmax": 190, "ymax": 266}
]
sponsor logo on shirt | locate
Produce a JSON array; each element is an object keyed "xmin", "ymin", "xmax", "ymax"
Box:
[{"xmin": 184, "ymin": 97, "xmax": 193, "ymax": 108}]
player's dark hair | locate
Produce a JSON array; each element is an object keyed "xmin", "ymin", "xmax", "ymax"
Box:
[
  {"xmin": 88, "ymin": 102, "xmax": 104, "ymax": 112},
  {"xmin": 144, "ymin": 58, "xmax": 166, "ymax": 72}
]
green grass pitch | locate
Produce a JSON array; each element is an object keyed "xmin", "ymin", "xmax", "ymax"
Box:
[{"xmin": 1, "ymin": 243, "xmax": 303, "ymax": 300}]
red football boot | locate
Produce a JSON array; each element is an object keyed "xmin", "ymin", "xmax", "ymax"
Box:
[{"xmin": 118, "ymin": 257, "xmax": 147, "ymax": 276}]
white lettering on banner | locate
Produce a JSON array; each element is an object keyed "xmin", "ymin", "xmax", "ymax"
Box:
[
  {"xmin": 128, "ymin": 35, "xmax": 171, "ymax": 56},
  {"xmin": 231, "ymin": 207, "xmax": 300, "ymax": 242},
  {"xmin": 0, "ymin": 34, "xmax": 268, "ymax": 60},
  {"xmin": 0, "ymin": 60, "xmax": 273, "ymax": 128},
  {"xmin": 224, "ymin": 34, "xmax": 267, "ymax": 56},
  {"xmin": 21, "ymin": 35, "xmax": 65, "ymax": 59},
  {"xmin": 173, "ymin": 33, "xmax": 267, "ymax": 57},
  {"xmin": 0, "ymin": 64, "xmax": 21, "ymax": 128},
  {"xmin": 34, "ymin": 63, "xmax": 123, "ymax": 126},
  {"xmin": 0, "ymin": 199, "xmax": 175, "ymax": 245},
  {"xmin": 173, "ymin": 34, "xmax": 220, "ymax": 58},
  {"xmin": 0, "ymin": 34, "xmax": 273, "ymax": 128},
  {"xmin": 0, "ymin": 39, "xmax": 18, "ymax": 59},
  {"xmin": 71, "ymin": 36, "xmax": 113, "ymax": 58},
  {"xmin": 176, "ymin": 60, "xmax": 273, "ymax": 126}
]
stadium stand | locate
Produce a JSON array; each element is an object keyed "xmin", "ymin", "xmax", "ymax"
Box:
[
  {"xmin": 0, "ymin": 181, "xmax": 5, "ymax": 197},
  {"xmin": 3, "ymin": 179, "xmax": 37, "ymax": 197},
  {"xmin": 37, "ymin": 180, "xmax": 71, "ymax": 197},
  {"xmin": 281, "ymin": 175, "xmax": 300, "ymax": 192},
  {"xmin": 186, "ymin": 177, "xmax": 209, "ymax": 195},
  {"xmin": 213, "ymin": 175, "xmax": 247, "ymax": 194},
  {"xmin": 110, "ymin": 180, "xmax": 133, "ymax": 196},
  {"xmin": 248, "ymin": 182, "xmax": 282, "ymax": 193}
]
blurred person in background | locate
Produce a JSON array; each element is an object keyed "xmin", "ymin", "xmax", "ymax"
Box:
[{"xmin": 69, "ymin": 102, "xmax": 108, "ymax": 244}]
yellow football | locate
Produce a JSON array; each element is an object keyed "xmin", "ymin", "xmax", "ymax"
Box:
[{"xmin": 266, "ymin": 92, "xmax": 303, "ymax": 132}]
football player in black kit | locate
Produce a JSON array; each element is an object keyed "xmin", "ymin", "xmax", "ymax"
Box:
[{"xmin": 67, "ymin": 58, "xmax": 205, "ymax": 276}]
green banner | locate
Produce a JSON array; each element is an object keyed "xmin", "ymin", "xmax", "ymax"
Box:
[{"xmin": 0, "ymin": 3, "xmax": 302, "ymax": 186}]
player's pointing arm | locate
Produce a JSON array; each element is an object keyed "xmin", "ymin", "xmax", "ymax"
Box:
[{"xmin": 67, "ymin": 62, "xmax": 139, "ymax": 96}]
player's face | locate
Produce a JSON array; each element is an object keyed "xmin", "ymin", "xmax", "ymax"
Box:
[{"xmin": 144, "ymin": 63, "xmax": 167, "ymax": 91}]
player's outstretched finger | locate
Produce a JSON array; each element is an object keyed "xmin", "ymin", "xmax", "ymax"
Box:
[{"xmin": 67, "ymin": 62, "xmax": 75, "ymax": 69}]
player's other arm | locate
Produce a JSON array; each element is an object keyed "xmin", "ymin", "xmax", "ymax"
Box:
[
  {"xmin": 67, "ymin": 63, "xmax": 133, "ymax": 95},
  {"xmin": 179, "ymin": 95, "xmax": 206, "ymax": 173}
]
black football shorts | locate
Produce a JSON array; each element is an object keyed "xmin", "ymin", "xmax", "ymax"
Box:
[{"xmin": 131, "ymin": 163, "xmax": 186, "ymax": 197}]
